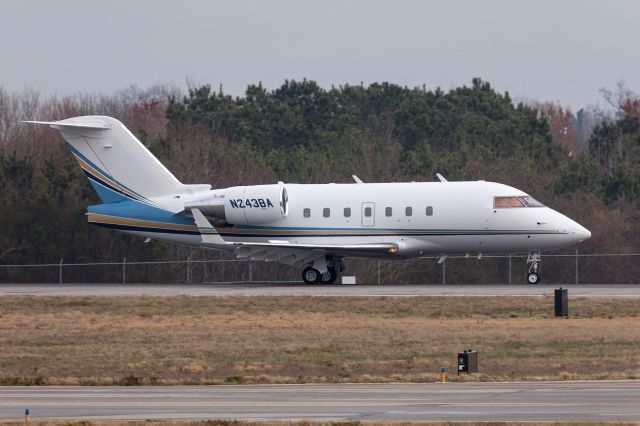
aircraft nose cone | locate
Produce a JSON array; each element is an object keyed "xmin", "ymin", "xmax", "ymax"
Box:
[{"xmin": 571, "ymin": 223, "xmax": 591, "ymax": 243}]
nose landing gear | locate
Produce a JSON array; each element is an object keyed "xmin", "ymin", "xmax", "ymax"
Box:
[{"xmin": 527, "ymin": 251, "xmax": 541, "ymax": 284}]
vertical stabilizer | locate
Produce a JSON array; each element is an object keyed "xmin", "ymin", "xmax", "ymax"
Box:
[{"xmin": 25, "ymin": 116, "xmax": 193, "ymax": 204}]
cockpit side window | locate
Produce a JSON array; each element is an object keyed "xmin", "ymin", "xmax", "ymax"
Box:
[
  {"xmin": 493, "ymin": 196, "xmax": 545, "ymax": 208},
  {"xmin": 494, "ymin": 196, "xmax": 524, "ymax": 208}
]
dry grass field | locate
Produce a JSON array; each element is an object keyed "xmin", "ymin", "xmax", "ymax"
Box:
[
  {"xmin": 0, "ymin": 420, "xmax": 634, "ymax": 426},
  {"xmin": 0, "ymin": 296, "xmax": 639, "ymax": 385}
]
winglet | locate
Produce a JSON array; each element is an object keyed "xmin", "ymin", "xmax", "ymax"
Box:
[
  {"xmin": 352, "ymin": 175, "xmax": 364, "ymax": 184},
  {"xmin": 436, "ymin": 173, "xmax": 448, "ymax": 183},
  {"xmin": 191, "ymin": 208, "xmax": 227, "ymax": 245}
]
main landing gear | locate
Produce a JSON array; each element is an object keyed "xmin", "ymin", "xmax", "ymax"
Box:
[
  {"xmin": 302, "ymin": 257, "xmax": 344, "ymax": 285},
  {"xmin": 527, "ymin": 251, "xmax": 541, "ymax": 284}
]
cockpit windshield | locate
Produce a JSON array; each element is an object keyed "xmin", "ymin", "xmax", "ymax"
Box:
[
  {"xmin": 520, "ymin": 196, "xmax": 545, "ymax": 207},
  {"xmin": 494, "ymin": 196, "xmax": 545, "ymax": 208}
]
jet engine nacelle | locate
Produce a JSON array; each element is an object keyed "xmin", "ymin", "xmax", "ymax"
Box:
[{"xmin": 223, "ymin": 184, "xmax": 288, "ymax": 225}]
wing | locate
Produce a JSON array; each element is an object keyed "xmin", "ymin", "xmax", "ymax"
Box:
[{"xmin": 191, "ymin": 209, "xmax": 399, "ymax": 267}]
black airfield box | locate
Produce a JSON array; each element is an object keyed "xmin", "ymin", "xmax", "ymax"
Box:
[
  {"xmin": 555, "ymin": 287, "xmax": 568, "ymax": 317},
  {"xmin": 458, "ymin": 349, "xmax": 478, "ymax": 374}
]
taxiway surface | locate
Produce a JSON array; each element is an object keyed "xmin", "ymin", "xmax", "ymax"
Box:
[
  {"xmin": 1, "ymin": 381, "xmax": 639, "ymax": 421},
  {"xmin": 0, "ymin": 283, "xmax": 639, "ymax": 297}
]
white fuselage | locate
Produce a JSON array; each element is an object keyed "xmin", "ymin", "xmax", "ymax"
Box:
[{"xmin": 123, "ymin": 180, "xmax": 590, "ymax": 259}]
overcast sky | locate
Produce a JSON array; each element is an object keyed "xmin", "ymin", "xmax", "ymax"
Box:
[{"xmin": 1, "ymin": 0, "xmax": 638, "ymax": 110}]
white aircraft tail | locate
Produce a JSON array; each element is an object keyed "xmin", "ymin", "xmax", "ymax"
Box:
[{"xmin": 24, "ymin": 116, "xmax": 209, "ymax": 204}]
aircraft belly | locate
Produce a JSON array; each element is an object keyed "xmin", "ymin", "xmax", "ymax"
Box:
[
  {"xmin": 430, "ymin": 233, "xmax": 570, "ymax": 254},
  {"xmin": 123, "ymin": 230, "xmax": 208, "ymax": 247},
  {"xmin": 137, "ymin": 231, "xmax": 571, "ymax": 258}
]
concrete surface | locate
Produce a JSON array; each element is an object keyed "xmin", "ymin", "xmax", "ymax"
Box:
[
  {"xmin": 0, "ymin": 283, "xmax": 639, "ymax": 297},
  {"xmin": 1, "ymin": 381, "xmax": 639, "ymax": 421}
]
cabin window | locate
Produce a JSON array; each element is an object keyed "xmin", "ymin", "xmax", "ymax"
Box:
[
  {"xmin": 494, "ymin": 196, "xmax": 524, "ymax": 208},
  {"xmin": 323, "ymin": 208, "xmax": 330, "ymax": 218},
  {"xmin": 344, "ymin": 207, "xmax": 351, "ymax": 217},
  {"xmin": 426, "ymin": 206, "xmax": 433, "ymax": 216},
  {"xmin": 303, "ymin": 208, "xmax": 311, "ymax": 218},
  {"xmin": 405, "ymin": 206, "xmax": 412, "ymax": 216},
  {"xmin": 385, "ymin": 207, "xmax": 392, "ymax": 217},
  {"xmin": 364, "ymin": 207, "xmax": 372, "ymax": 217}
]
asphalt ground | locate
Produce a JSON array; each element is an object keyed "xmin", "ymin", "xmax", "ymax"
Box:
[
  {"xmin": 1, "ymin": 381, "xmax": 639, "ymax": 421},
  {"xmin": 0, "ymin": 283, "xmax": 639, "ymax": 297}
]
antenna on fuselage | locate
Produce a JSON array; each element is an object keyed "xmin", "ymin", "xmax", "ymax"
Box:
[
  {"xmin": 352, "ymin": 175, "xmax": 364, "ymax": 184},
  {"xmin": 436, "ymin": 173, "xmax": 448, "ymax": 182}
]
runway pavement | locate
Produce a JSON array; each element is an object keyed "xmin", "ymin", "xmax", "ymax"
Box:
[
  {"xmin": 1, "ymin": 381, "xmax": 639, "ymax": 421},
  {"xmin": 0, "ymin": 283, "xmax": 639, "ymax": 297}
]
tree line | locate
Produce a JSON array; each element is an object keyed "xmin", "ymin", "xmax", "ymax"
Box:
[{"xmin": 0, "ymin": 79, "xmax": 639, "ymax": 283}]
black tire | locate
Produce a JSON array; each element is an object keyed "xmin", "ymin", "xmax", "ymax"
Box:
[
  {"xmin": 302, "ymin": 266, "xmax": 321, "ymax": 284},
  {"xmin": 527, "ymin": 272, "xmax": 540, "ymax": 284},
  {"xmin": 319, "ymin": 267, "xmax": 338, "ymax": 284}
]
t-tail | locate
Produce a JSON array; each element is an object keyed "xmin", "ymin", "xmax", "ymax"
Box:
[{"xmin": 24, "ymin": 116, "xmax": 211, "ymax": 240}]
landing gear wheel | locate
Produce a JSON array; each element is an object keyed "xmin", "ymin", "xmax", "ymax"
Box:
[
  {"xmin": 526, "ymin": 251, "xmax": 541, "ymax": 285},
  {"xmin": 319, "ymin": 267, "xmax": 338, "ymax": 284},
  {"xmin": 302, "ymin": 266, "xmax": 321, "ymax": 284}
]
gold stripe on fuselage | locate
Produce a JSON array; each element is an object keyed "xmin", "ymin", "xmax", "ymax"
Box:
[{"xmin": 87, "ymin": 213, "xmax": 198, "ymax": 232}]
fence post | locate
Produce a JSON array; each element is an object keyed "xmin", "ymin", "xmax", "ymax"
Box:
[
  {"xmin": 249, "ymin": 260, "xmax": 253, "ymax": 283},
  {"xmin": 59, "ymin": 258, "xmax": 63, "ymax": 284},
  {"xmin": 575, "ymin": 248, "xmax": 579, "ymax": 285},
  {"xmin": 442, "ymin": 258, "xmax": 446, "ymax": 285},
  {"xmin": 377, "ymin": 260, "xmax": 381, "ymax": 285},
  {"xmin": 186, "ymin": 253, "xmax": 192, "ymax": 284},
  {"xmin": 508, "ymin": 254, "xmax": 512, "ymax": 285},
  {"xmin": 122, "ymin": 257, "xmax": 126, "ymax": 284}
]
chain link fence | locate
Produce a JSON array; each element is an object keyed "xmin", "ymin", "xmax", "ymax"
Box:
[{"xmin": 1, "ymin": 251, "xmax": 639, "ymax": 284}]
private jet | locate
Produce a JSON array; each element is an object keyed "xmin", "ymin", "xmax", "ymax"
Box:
[{"xmin": 25, "ymin": 116, "xmax": 591, "ymax": 284}]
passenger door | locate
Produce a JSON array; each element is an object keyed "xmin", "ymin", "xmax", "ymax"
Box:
[{"xmin": 361, "ymin": 202, "xmax": 375, "ymax": 227}]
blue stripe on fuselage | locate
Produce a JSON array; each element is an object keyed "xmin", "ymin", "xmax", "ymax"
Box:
[
  {"xmin": 88, "ymin": 200, "xmax": 194, "ymax": 226},
  {"xmin": 217, "ymin": 230, "xmax": 563, "ymax": 238}
]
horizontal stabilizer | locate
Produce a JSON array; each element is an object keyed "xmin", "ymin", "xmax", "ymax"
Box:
[{"xmin": 22, "ymin": 120, "xmax": 110, "ymax": 130}]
